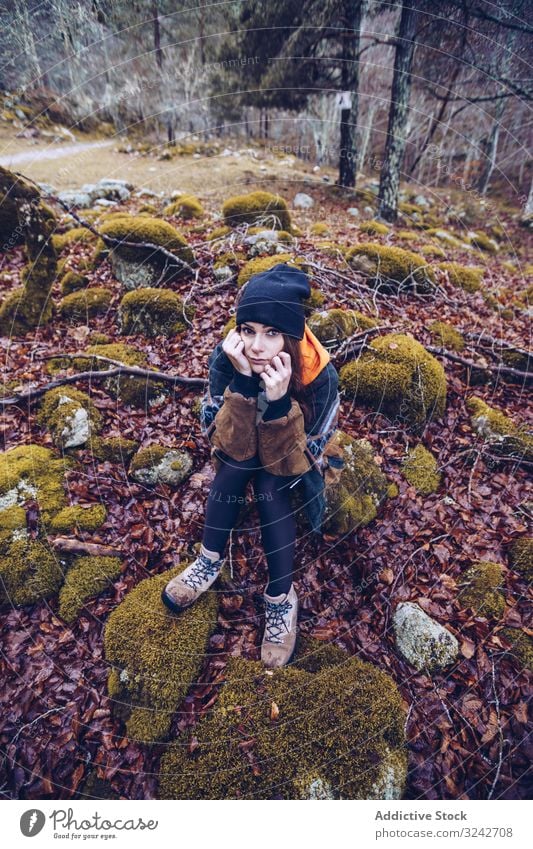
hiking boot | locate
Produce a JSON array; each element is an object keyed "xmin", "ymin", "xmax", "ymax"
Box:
[
  {"xmin": 261, "ymin": 584, "xmax": 298, "ymax": 668},
  {"xmin": 161, "ymin": 551, "xmax": 225, "ymax": 613}
]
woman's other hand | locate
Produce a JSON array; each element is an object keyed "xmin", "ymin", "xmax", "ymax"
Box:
[
  {"xmin": 222, "ymin": 328, "xmax": 253, "ymax": 376},
  {"xmin": 261, "ymin": 351, "xmax": 292, "ymax": 401}
]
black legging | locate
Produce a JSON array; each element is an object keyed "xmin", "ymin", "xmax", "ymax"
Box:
[{"xmin": 201, "ymin": 451, "xmax": 298, "ymax": 596}]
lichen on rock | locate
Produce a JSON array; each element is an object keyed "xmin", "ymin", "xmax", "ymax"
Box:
[
  {"xmin": 393, "ymin": 602, "xmax": 459, "ymax": 672},
  {"xmin": 129, "ymin": 444, "xmax": 193, "ymax": 487}
]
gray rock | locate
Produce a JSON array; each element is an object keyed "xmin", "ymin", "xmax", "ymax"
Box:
[
  {"xmin": 393, "ymin": 602, "xmax": 459, "ymax": 672},
  {"xmin": 110, "ymin": 254, "xmax": 165, "ymax": 290},
  {"xmin": 130, "ymin": 448, "xmax": 193, "ymax": 487},
  {"xmin": 57, "ymin": 190, "xmax": 93, "ymax": 209},
  {"xmin": 413, "ymin": 194, "xmax": 430, "ymax": 209},
  {"xmin": 293, "ymin": 192, "xmax": 314, "ymax": 209},
  {"xmin": 347, "ymin": 207, "xmax": 359, "ymax": 217},
  {"xmin": 57, "ymin": 394, "xmax": 91, "ymax": 448}
]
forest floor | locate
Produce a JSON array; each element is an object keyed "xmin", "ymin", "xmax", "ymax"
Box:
[{"xmin": 0, "ymin": 123, "xmax": 531, "ymax": 801}]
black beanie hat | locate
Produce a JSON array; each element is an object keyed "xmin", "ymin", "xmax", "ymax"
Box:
[{"xmin": 236, "ymin": 263, "xmax": 311, "ymax": 340}]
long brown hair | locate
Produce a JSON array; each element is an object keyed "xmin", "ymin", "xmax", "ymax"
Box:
[{"xmin": 281, "ymin": 332, "xmax": 312, "ymax": 430}]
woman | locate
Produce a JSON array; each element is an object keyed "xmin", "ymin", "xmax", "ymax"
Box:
[{"xmin": 161, "ymin": 264, "xmax": 344, "ymax": 668}]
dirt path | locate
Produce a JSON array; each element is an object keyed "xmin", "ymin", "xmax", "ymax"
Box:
[{"xmin": 0, "ymin": 139, "xmax": 114, "ymax": 168}]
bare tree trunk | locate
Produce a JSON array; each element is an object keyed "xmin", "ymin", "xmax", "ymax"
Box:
[
  {"xmin": 378, "ymin": 0, "xmax": 419, "ymax": 222},
  {"xmin": 338, "ymin": 0, "xmax": 364, "ymax": 187},
  {"xmin": 152, "ymin": 1, "xmax": 163, "ymax": 70},
  {"xmin": 476, "ymin": 96, "xmax": 507, "ymax": 195}
]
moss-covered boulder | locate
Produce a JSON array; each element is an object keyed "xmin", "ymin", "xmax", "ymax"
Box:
[
  {"xmin": 428, "ymin": 321, "xmax": 465, "ymax": 352},
  {"xmin": 309, "ymin": 433, "xmax": 390, "ymax": 537},
  {"xmin": 118, "ymin": 287, "xmax": 194, "ymax": 337},
  {"xmin": 466, "ymin": 396, "xmax": 533, "ymax": 465},
  {"xmin": 308, "ymin": 308, "xmax": 379, "ymax": 348},
  {"xmin": 37, "ymin": 386, "xmax": 102, "ymax": 449},
  {"xmin": 48, "ymin": 342, "xmax": 168, "ymax": 409},
  {"xmin": 163, "ymin": 195, "xmax": 203, "ymax": 220},
  {"xmin": 359, "ymin": 219, "xmax": 390, "ymax": 236},
  {"xmin": 89, "ymin": 435, "xmax": 139, "ymax": 463},
  {"xmin": 99, "ymin": 215, "xmax": 194, "ymax": 289},
  {"xmin": 222, "ymin": 190, "xmax": 292, "ymax": 232},
  {"xmin": 129, "ymin": 444, "xmax": 193, "ymax": 487},
  {"xmin": 310, "ymin": 222, "xmax": 330, "ymax": 236},
  {"xmin": 158, "ymin": 636, "xmax": 407, "ymax": 800},
  {"xmin": 345, "ymin": 243, "xmax": 436, "ymax": 294},
  {"xmin": 0, "ymin": 167, "xmax": 58, "ymax": 336},
  {"xmin": 59, "ymin": 287, "xmax": 113, "ymax": 320},
  {"xmin": 0, "ymin": 444, "xmax": 76, "ymax": 549},
  {"xmin": 60, "ymin": 270, "xmax": 89, "ymax": 296},
  {"xmin": 49, "ymin": 504, "xmax": 106, "ymax": 533},
  {"xmin": 52, "ymin": 227, "xmax": 97, "ymax": 252},
  {"xmin": 58, "ymin": 555, "xmax": 122, "ymax": 623},
  {"xmin": 507, "ymin": 537, "xmax": 532, "ymax": 582},
  {"xmin": 467, "ymin": 230, "xmax": 498, "ymax": 253},
  {"xmin": 437, "ymin": 262, "xmax": 484, "ymax": 293},
  {"xmin": 0, "ymin": 538, "xmax": 64, "ymax": 607},
  {"xmin": 501, "ymin": 629, "xmax": 533, "ymax": 673},
  {"xmin": 393, "ymin": 602, "xmax": 459, "ymax": 672},
  {"xmin": 104, "ymin": 563, "xmax": 220, "ymax": 742},
  {"xmin": 340, "ymin": 333, "xmax": 447, "ymax": 432},
  {"xmin": 457, "ymin": 560, "xmax": 505, "ymax": 619},
  {"xmin": 424, "ymin": 228, "xmax": 466, "ymax": 249},
  {"xmin": 401, "ymin": 444, "xmax": 441, "ymax": 494}
]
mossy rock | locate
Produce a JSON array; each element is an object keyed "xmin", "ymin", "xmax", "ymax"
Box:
[
  {"xmin": 163, "ymin": 195, "xmax": 203, "ymax": 220},
  {"xmin": 0, "ymin": 444, "xmax": 76, "ymax": 542},
  {"xmin": 466, "ymin": 396, "xmax": 533, "ymax": 464},
  {"xmin": 457, "ymin": 560, "xmax": 506, "ymax": 619},
  {"xmin": 308, "ymin": 308, "xmax": 378, "ymax": 348},
  {"xmin": 424, "ymin": 228, "xmax": 465, "ymax": 249},
  {"xmin": 104, "ymin": 562, "xmax": 220, "ymax": 743},
  {"xmin": 400, "ymin": 443, "xmax": 441, "ymax": 494},
  {"xmin": 428, "ymin": 321, "xmax": 465, "ymax": 352},
  {"xmin": 315, "ymin": 240, "xmax": 345, "ymax": 258},
  {"xmin": 222, "ymin": 190, "xmax": 291, "ymax": 232},
  {"xmin": 60, "ymin": 270, "xmax": 89, "ymax": 296},
  {"xmin": 52, "ymin": 227, "xmax": 97, "ymax": 252},
  {"xmin": 37, "ymin": 386, "xmax": 102, "ymax": 449},
  {"xmin": 129, "ymin": 444, "xmax": 193, "ymax": 487},
  {"xmin": 118, "ymin": 288, "xmax": 195, "ymax": 337},
  {"xmin": 501, "ymin": 629, "xmax": 533, "ymax": 673},
  {"xmin": 49, "ymin": 504, "xmax": 107, "ymax": 533},
  {"xmin": 345, "ymin": 243, "xmax": 435, "ymax": 294},
  {"xmin": 339, "ymin": 333, "xmax": 447, "ymax": 432},
  {"xmin": 237, "ymin": 254, "xmax": 306, "ymax": 287},
  {"xmin": 437, "ymin": 262, "xmax": 484, "ymax": 293},
  {"xmin": 158, "ymin": 635, "xmax": 407, "ymax": 799},
  {"xmin": 500, "ymin": 346, "xmax": 533, "ymax": 376},
  {"xmin": 359, "ymin": 219, "xmax": 390, "ymax": 236},
  {"xmin": 419, "ymin": 244, "xmax": 446, "ymax": 259},
  {"xmin": 467, "ymin": 230, "xmax": 498, "ymax": 253},
  {"xmin": 59, "ymin": 287, "xmax": 112, "ymax": 319},
  {"xmin": 310, "ymin": 222, "xmax": 330, "ymax": 236},
  {"xmin": 88, "ymin": 435, "xmax": 139, "ymax": 463},
  {"xmin": 206, "ymin": 225, "xmax": 232, "ymax": 241},
  {"xmin": 58, "ymin": 555, "xmax": 122, "ymax": 623},
  {"xmin": 507, "ymin": 537, "xmax": 532, "ymax": 582},
  {"xmin": 0, "ymin": 538, "xmax": 64, "ymax": 607},
  {"xmin": 99, "ymin": 215, "xmax": 194, "ymax": 289}
]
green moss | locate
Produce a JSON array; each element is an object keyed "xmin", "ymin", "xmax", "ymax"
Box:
[
  {"xmin": 359, "ymin": 219, "xmax": 390, "ymax": 236},
  {"xmin": 340, "ymin": 333, "xmax": 447, "ymax": 432},
  {"xmin": 58, "ymin": 555, "xmax": 122, "ymax": 623},
  {"xmin": 507, "ymin": 537, "xmax": 532, "ymax": 581},
  {"xmin": 310, "ymin": 222, "xmax": 330, "ymax": 236},
  {"xmin": 501, "ymin": 629, "xmax": 533, "ymax": 673},
  {"xmin": 137, "ymin": 203, "xmax": 158, "ymax": 215},
  {"xmin": 466, "ymin": 396, "xmax": 533, "ymax": 464},
  {"xmin": 129, "ymin": 444, "xmax": 169, "ymax": 474},
  {"xmin": 0, "ymin": 538, "xmax": 64, "ymax": 606},
  {"xmin": 206, "ymin": 225, "xmax": 232, "ymax": 241},
  {"xmin": 60, "ymin": 270, "xmax": 88, "ymax": 295},
  {"xmin": 458, "ymin": 561, "xmax": 505, "ymax": 619},
  {"xmin": 400, "ymin": 443, "xmax": 441, "ymax": 494},
  {"xmin": 467, "ymin": 231, "xmax": 498, "ymax": 253},
  {"xmin": 119, "ymin": 287, "xmax": 194, "ymax": 337},
  {"xmin": 52, "ymin": 227, "xmax": 97, "ymax": 252},
  {"xmin": 428, "ymin": 321, "xmax": 465, "ymax": 352},
  {"xmin": 164, "ymin": 195, "xmax": 204, "ymax": 220},
  {"xmin": 89, "ymin": 435, "xmax": 139, "ymax": 463},
  {"xmin": 437, "ymin": 262, "xmax": 484, "ymax": 293},
  {"xmin": 59, "ymin": 287, "xmax": 112, "ymax": 319},
  {"xmin": 345, "ymin": 243, "xmax": 435, "ymax": 293},
  {"xmin": 387, "ymin": 482, "xmax": 399, "ymax": 498},
  {"xmin": 158, "ymin": 635, "xmax": 407, "ymax": 800},
  {"xmin": 308, "ymin": 308, "xmax": 379, "ymax": 347},
  {"xmin": 91, "ymin": 237, "xmax": 109, "ymax": 265},
  {"xmin": 104, "ymin": 563, "xmax": 220, "ymax": 743},
  {"xmin": 222, "ymin": 191, "xmax": 292, "ymax": 232},
  {"xmin": 419, "ymin": 244, "xmax": 446, "ymax": 259},
  {"xmin": 49, "ymin": 504, "xmax": 106, "ymax": 533},
  {"xmin": 424, "ymin": 228, "xmax": 465, "ymax": 248},
  {"xmin": 37, "ymin": 386, "xmax": 102, "ymax": 449},
  {"xmin": 98, "ymin": 215, "xmax": 194, "ymax": 268}
]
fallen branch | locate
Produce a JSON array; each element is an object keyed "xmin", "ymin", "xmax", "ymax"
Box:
[
  {"xmin": 425, "ymin": 344, "xmax": 532, "ymax": 380},
  {"xmin": 48, "ymin": 537, "xmax": 124, "ymax": 557}
]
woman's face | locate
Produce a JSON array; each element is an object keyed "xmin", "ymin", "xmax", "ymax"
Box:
[{"xmin": 238, "ymin": 322, "xmax": 284, "ymax": 373}]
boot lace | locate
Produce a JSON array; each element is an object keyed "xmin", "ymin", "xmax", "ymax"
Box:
[
  {"xmin": 182, "ymin": 552, "xmax": 222, "ymax": 590},
  {"xmin": 264, "ymin": 598, "xmax": 292, "ymax": 643}
]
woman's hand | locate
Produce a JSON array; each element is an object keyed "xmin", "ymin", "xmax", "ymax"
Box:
[
  {"xmin": 222, "ymin": 328, "xmax": 253, "ymax": 376},
  {"xmin": 261, "ymin": 351, "xmax": 292, "ymax": 402}
]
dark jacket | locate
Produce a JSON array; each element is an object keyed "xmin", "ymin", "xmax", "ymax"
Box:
[{"xmin": 199, "ymin": 340, "xmax": 345, "ymax": 536}]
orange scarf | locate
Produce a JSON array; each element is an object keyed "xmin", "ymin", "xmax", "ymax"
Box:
[{"xmin": 299, "ymin": 323, "xmax": 330, "ymax": 386}]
